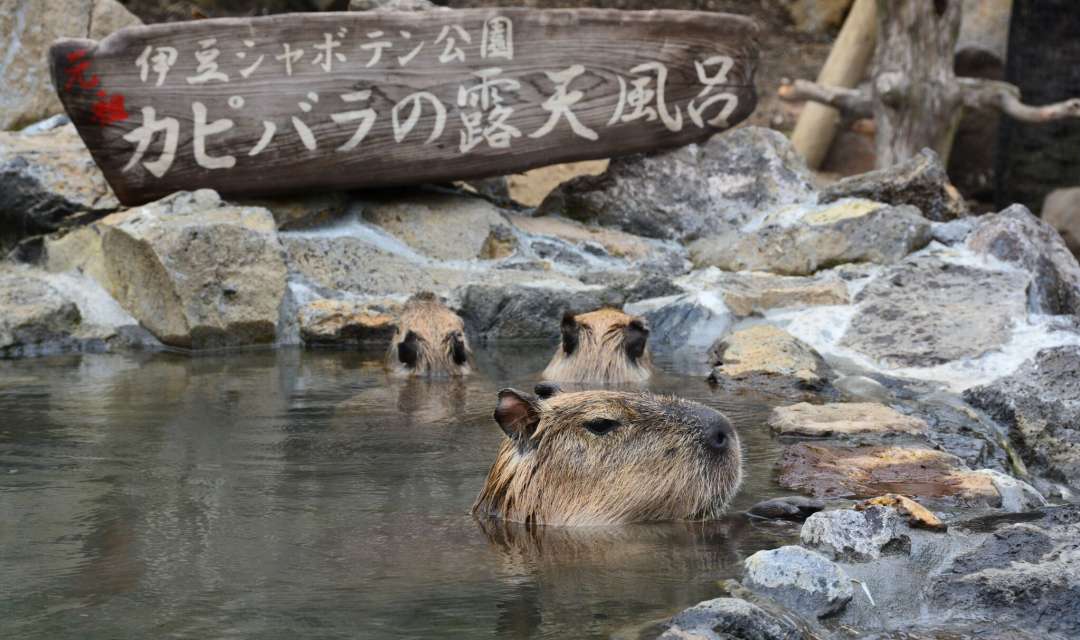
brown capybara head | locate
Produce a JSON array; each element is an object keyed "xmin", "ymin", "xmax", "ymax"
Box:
[
  {"xmin": 542, "ymin": 308, "xmax": 652, "ymax": 384},
  {"xmin": 385, "ymin": 293, "xmax": 472, "ymax": 377},
  {"xmin": 472, "ymin": 384, "xmax": 742, "ymax": 526}
]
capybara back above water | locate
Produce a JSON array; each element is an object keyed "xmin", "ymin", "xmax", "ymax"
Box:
[
  {"xmin": 385, "ymin": 293, "xmax": 472, "ymax": 377},
  {"xmin": 543, "ymin": 308, "xmax": 652, "ymax": 384},
  {"xmin": 472, "ymin": 384, "xmax": 742, "ymax": 526}
]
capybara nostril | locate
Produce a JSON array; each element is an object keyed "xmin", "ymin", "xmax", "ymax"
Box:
[{"xmin": 706, "ymin": 424, "xmax": 729, "ymax": 451}]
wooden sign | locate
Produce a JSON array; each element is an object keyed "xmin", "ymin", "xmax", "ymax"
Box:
[{"xmin": 49, "ymin": 9, "xmax": 759, "ymax": 206}]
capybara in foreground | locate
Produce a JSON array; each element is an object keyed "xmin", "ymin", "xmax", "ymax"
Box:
[
  {"xmin": 542, "ymin": 308, "xmax": 652, "ymax": 384},
  {"xmin": 473, "ymin": 384, "xmax": 742, "ymax": 526}
]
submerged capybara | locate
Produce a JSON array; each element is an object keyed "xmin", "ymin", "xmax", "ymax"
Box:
[
  {"xmin": 542, "ymin": 308, "xmax": 652, "ymax": 384},
  {"xmin": 472, "ymin": 384, "xmax": 742, "ymax": 526},
  {"xmin": 385, "ymin": 292, "xmax": 473, "ymax": 377}
]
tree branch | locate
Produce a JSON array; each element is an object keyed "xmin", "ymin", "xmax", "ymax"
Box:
[
  {"xmin": 778, "ymin": 79, "xmax": 874, "ymax": 118},
  {"xmin": 959, "ymin": 77, "xmax": 1080, "ymax": 123}
]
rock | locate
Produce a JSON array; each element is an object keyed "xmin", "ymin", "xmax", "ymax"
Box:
[
  {"xmin": 0, "ymin": 125, "xmax": 119, "ymax": 250},
  {"xmin": 0, "ymin": 268, "xmax": 81, "ymax": 357},
  {"xmin": 462, "ymin": 176, "xmax": 512, "ymax": 207},
  {"xmin": 285, "ymin": 233, "xmax": 442, "ymax": 296},
  {"xmin": 681, "ymin": 268, "xmax": 850, "ymax": 316},
  {"xmin": 930, "ymin": 217, "xmax": 979, "ymax": 245},
  {"xmin": 707, "ymin": 325, "xmax": 834, "ymax": 399},
  {"xmin": 478, "ymin": 224, "xmax": 517, "ymax": 260},
  {"xmin": 458, "ymin": 281, "xmax": 622, "ymax": 342},
  {"xmin": 778, "ymin": 443, "xmax": 1001, "ymax": 506},
  {"xmin": 783, "ymin": 0, "xmax": 855, "ymax": 34},
  {"xmin": 42, "ymin": 224, "xmax": 108, "ymax": 285},
  {"xmin": 929, "ymin": 506, "xmax": 1080, "ymax": 639},
  {"xmin": 540, "ymin": 127, "xmax": 816, "ymax": 242},
  {"xmin": 510, "ymin": 215, "xmax": 659, "ymax": 261},
  {"xmin": 297, "ymin": 298, "xmax": 399, "ymax": 346},
  {"xmin": 747, "ymin": 496, "xmax": 825, "ymax": 522},
  {"xmin": 911, "ymin": 391, "xmax": 1011, "ymax": 474},
  {"xmin": 856, "ymin": 494, "xmax": 946, "ymax": 530},
  {"xmin": 0, "ymin": 264, "xmax": 149, "ymax": 357},
  {"xmin": 768, "ymin": 402, "xmax": 928, "ymax": 438},
  {"xmin": 975, "ymin": 469, "xmax": 1047, "ymax": 513},
  {"xmin": 578, "ymin": 271, "xmax": 682, "ymax": 305},
  {"xmin": 743, "ymin": 545, "xmax": 854, "ymax": 618},
  {"xmin": 99, "ymin": 190, "xmax": 287, "ymax": 349},
  {"xmin": 658, "ymin": 597, "xmax": 804, "ymax": 640},
  {"xmin": 839, "ymin": 256, "xmax": 1029, "ymax": 368},
  {"xmin": 0, "ymin": 0, "xmax": 141, "ymax": 131},
  {"xmin": 691, "ymin": 201, "xmax": 932, "ymax": 276},
  {"xmin": 967, "ymin": 204, "xmax": 1080, "ymax": 316},
  {"xmin": 624, "ymin": 291, "xmax": 734, "ymax": 352},
  {"xmin": 800, "ymin": 506, "xmax": 911, "ymax": 561},
  {"xmin": 964, "ymin": 346, "xmax": 1080, "ymax": 489},
  {"xmin": 361, "ymin": 193, "xmax": 509, "ymax": 261},
  {"xmin": 833, "ymin": 375, "xmax": 892, "ymax": 403},
  {"xmin": 1042, "ymin": 187, "xmax": 1080, "ymax": 257},
  {"xmin": 506, "ymin": 160, "xmax": 608, "ymax": 208},
  {"xmin": 819, "ymin": 149, "xmax": 966, "ymax": 221},
  {"xmin": 235, "ymin": 192, "xmax": 350, "ymax": 230}
]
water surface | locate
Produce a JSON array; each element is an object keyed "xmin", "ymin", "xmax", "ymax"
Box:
[{"xmin": 1, "ymin": 345, "xmax": 795, "ymax": 639}]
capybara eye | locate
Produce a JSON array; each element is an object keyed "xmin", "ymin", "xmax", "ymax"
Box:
[
  {"xmin": 583, "ymin": 418, "xmax": 620, "ymax": 436},
  {"xmin": 560, "ymin": 312, "xmax": 580, "ymax": 355},
  {"xmin": 398, "ymin": 330, "xmax": 420, "ymax": 368},
  {"xmin": 450, "ymin": 332, "xmax": 468, "ymax": 366},
  {"xmin": 624, "ymin": 320, "xmax": 649, "ymax": 361}
]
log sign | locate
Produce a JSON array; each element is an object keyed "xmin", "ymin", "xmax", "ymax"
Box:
[{"xmin": 50, "ymin": 9, "xmax": 759, "ymax": 206}]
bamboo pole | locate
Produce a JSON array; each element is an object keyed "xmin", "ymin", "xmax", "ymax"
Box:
[{"xmin": 790, "ymin": 0, "xmax": 877, "ymax": 169}]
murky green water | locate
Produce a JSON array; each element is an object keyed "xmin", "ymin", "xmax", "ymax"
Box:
[{"xmin": 0, "ymin": 345, "xmax": 795, "ymax": 639}]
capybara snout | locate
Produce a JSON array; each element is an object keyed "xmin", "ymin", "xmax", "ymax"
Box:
[{"xmin": 473, "ymin": 385, "xmax": 743, "ymax": 526}]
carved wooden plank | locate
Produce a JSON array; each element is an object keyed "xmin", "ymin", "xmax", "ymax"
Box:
[{"xmin": 49, "ymin": 9, "xmax": 759, "ymax": 206}]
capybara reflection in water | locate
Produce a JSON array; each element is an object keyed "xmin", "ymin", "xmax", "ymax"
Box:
[
  {"xmin": 473, "ymin": 384, "xmax": 742, "ymax": 526},
  {"xmin": 542, "ymin": 308, "xmax": 652, "ymax": 384},
  {"xmin": 385, "ymin": 293, "xmax": 473, "ymax": 377}
]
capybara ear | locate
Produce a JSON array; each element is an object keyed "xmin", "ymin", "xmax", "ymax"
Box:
[
  {"xmin": 624, "ymin": 319, "xmax": 649, "ymax": 362},
  {"xmin": 398, "ymin": 330, "xmax": 420, "ymax": 368},
  {"xmin": 494, "ymin": 388, "xmax": 540, "ymax": 440},
  {"xmin": 450, "ymin": 331, "xmax": 469, "ymax": 366},
  {"xmin": 560, "ymin": 312, "xmax": 579, "ymax": 355},
  {"xmin": 534, "ymin": 382, "xmax": 562, "ymax": 399}
]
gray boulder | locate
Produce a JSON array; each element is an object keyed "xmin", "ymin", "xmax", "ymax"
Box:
[
  {"xmin": 690, "ymin": 202, "xmax": 932, "ymax": 276},
  {"xmin": 964, "ymin": 346, "xmax": 1080, "ymax": 489},
  {"xmin": 1, "ymin": 124, "xmax": 119, "ymax": 250},
  {"xmin": 0, "ymin": 265, "xmax": 150, "ymax": 358},
  {"xmin": 742, "ymin": 545, "xmax": 854, "ymax": 619},
  {"xmin": 819, "ymin": 148, "xmax": 967, "ymax": 221},
  {"xmin": 625, "ymin": 290, "xmax": 734, "ymax": 352},
  {"xmin": 800, "ymin": 506, "xmax": 912, "ymax": 561},
  {"xmin": 99, "ymin": 190, "xmax": 288, "ymax": 349},
  {"xmin": 967, "ymin": 204, "xmax": 1080, "ymax": 316},
  {"xmin": 539, "ymin": 127, "xmax": 816, "ymax": 242},
  {"xmin": 929, "ymin": 506, "xmax": 1080, "ymax": 639},
  {"xmin": 658, "ymin": 597, "xmax": 804, "ymax": 640},
  {"xmin": 458, "ymin": 281, "xmax": 623, "ymax": 342},
  {"xmin": 840, "ymin": 256, "xmax": 1029, "ymax": 367}
]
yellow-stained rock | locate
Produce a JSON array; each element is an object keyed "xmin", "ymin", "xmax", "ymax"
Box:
[{"xmin": 769, "ymin": 402, "xmax": 928, "ymax": 437}]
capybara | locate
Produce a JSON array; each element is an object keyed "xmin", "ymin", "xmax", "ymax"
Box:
[
  {"xmin": 542, "ymin": 308, "xmax": 652, "ymax": 383},
  {"xmin": 473, "ymin": 384, "xmax": 742, "ymax": 526},
  {"xmin": 385, "ymin": 292, "xmax": 472, "ymax": 377}
]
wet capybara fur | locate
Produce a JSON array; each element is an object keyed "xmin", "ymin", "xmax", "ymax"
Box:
[
  {"xmin": 473, "ymin": 384, "xmax": 742, "ymax": 526},
  {"xmin": 542, "ymin": 308, "xmax": 652, "ymax": 384},
  {"xmin": 385, "ymin": 293, "xmax": 472, "ymax": 377}
]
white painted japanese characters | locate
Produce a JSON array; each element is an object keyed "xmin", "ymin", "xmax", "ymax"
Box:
[{"xmin": 50, "ymin": 9, "xmax": 759, "ymax": 206}]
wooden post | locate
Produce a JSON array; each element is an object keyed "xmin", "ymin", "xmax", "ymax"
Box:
[{"xmin": 790, "ymin": 0, "xmax": 876, "ymax": 169}]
